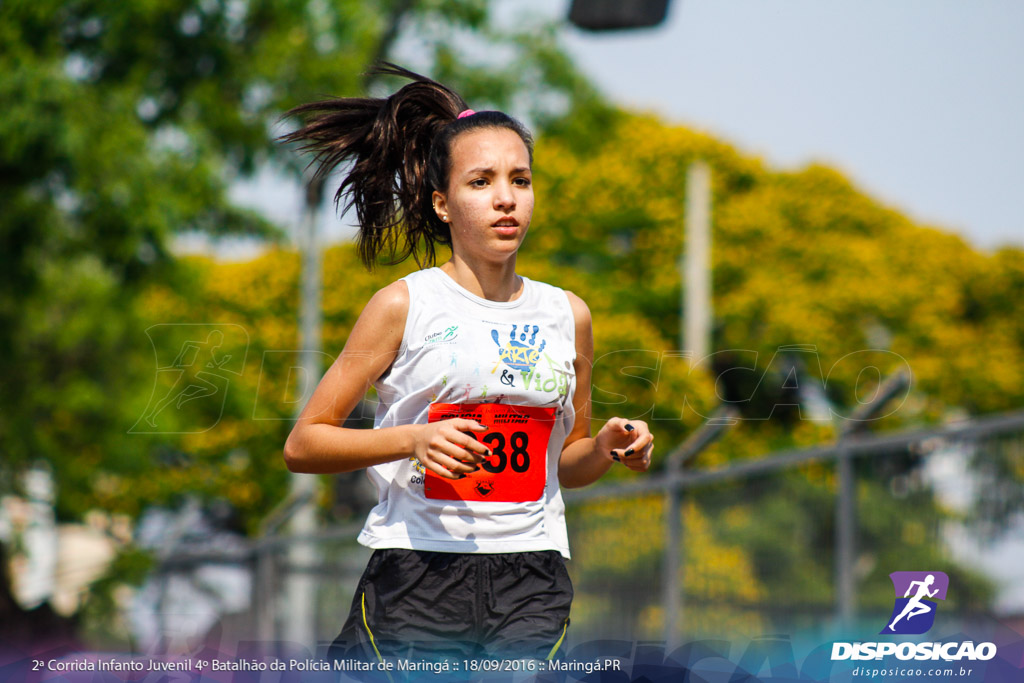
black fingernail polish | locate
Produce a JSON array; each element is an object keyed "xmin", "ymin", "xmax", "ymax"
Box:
[
  {"xmin": 612, "ymin": 453, "xmax": 620, "ymax": 462},
  {"xmin": 625, "ymin": 424, "xmax": 635, "ymax": 432},
  {"xmin": 624, "ymin": 448, "xmax": 635, "ymax": 457}
]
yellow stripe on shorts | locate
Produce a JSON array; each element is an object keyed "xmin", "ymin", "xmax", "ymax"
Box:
[
  {"xmin": 545, "ymin": 618, "xmax": 569, "ymax": 660},
  {"xmin": 361, "ymin": 592, "xmax": 385, "ymax": 664}
]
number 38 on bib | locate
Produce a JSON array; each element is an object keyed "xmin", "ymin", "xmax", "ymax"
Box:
[{"xmin": 424, "ymin": 403, "xmax": 557, "ymax": 502}]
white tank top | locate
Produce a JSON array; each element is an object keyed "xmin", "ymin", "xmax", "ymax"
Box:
[{"xmin": 356, "ymin": 267, "xmax": 577, "ymax": 558}]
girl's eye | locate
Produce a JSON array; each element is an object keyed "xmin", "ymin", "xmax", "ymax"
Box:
[
  {"xmin": 470, "ymin": 178, "xmax": 487, "ymax": 187},
  {"xmin": 513, "ymin": 177, "xmax": 531, "ymax": 187}
]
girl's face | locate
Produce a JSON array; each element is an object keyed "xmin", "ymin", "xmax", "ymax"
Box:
[{"xmin": 432, "ymin": 127, "xmax": 534, "ymax": 265}]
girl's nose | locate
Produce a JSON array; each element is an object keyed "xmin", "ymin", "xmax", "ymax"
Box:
[{"xmin": 494, "ymin": 182, "xmax": 515, "ymax": 211}]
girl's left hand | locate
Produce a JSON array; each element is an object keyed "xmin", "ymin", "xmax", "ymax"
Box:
[{"xmin": 595, "ymin": 417, "xmax": 653, "ymax": 472}]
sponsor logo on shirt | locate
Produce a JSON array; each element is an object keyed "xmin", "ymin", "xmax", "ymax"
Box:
[{"xmin": 424, "ymin": 325, "xmax": 459, "ymax": 345}]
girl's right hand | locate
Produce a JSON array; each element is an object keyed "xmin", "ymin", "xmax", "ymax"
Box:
[{"xmin": 413, "ymin": 419, "xmax": 491, "ymax": 479}]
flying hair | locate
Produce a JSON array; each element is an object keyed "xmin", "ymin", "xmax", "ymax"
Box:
[{"xmin": 278, "ymin": 63, "xmax": 534, "ymax": 269}]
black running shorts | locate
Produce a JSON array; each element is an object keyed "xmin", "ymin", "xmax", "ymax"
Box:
[{"xmin": 329, "ymin": 548, "xmax": 573, "ymax": 662}]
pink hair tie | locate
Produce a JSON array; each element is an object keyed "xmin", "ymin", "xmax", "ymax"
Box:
[{"xmin": 457, "ymin": 109, "xmax": 476, "ymax": 119}]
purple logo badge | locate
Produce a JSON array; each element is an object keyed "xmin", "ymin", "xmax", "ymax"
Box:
[{"xmin": 881, "ymin": 571, "xmax": 949, "ymax": 635}]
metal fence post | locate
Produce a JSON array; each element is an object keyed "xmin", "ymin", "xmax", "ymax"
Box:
[
  {"xmin": 835, "ymin": 445, "xmax": 855, "ymax": 627},
  {"xmin": 663, "ymin": 407, "xmax": 739, "ymax": 646},
  {"xmin": 834, "ymin": 370, "xmax": 910, "ymax": 629},
  {"xmin": 664, "ymin": 452, "xmax": 684, "ymax": 649},
  {"xmin": 253, "ymin": 543, "xmax": 276, "ymax": 642}
]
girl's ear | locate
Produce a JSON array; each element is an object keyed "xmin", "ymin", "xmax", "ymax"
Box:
[{"xmin": 432, "ymin": 190, "xmax": 449, "ymax": 223}]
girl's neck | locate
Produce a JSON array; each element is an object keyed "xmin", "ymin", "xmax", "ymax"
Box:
[{"xmin": 440, "ymin": 256, "xmax": 522, "ymax": 302}]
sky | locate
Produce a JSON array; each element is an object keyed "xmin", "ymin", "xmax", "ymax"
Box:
[
  {"xmin": 553, "ymin": 0, "xmax": 1023, "ymax": 250},
  {"xmin": 220, "ymin": 0, "xmax": 1024, "ymax": 256}
]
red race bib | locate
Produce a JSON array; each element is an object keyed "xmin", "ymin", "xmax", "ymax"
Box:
[{"xmin": 424, "ymin": 403, "xmax": 557, "ymax": 503}]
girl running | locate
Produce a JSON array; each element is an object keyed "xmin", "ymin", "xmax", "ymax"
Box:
[{"xmin": 280, "ymin": 64, "xmax": 654, "ymax": 662}]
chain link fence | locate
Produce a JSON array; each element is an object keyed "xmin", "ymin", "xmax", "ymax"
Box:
[{"xmin": 141, "ymin": 410, "xmax": 1024, "ymax": 654}]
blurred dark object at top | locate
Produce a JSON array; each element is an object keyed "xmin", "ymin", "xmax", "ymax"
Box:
[{"xmin": 569, "ymin": 0, "xmax": 672, "ymax": 31}]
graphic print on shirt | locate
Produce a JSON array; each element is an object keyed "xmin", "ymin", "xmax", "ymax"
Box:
[
  {"xmin": 423, "ymin": 325, "xmax": 459, "ymax": 345},
  {"xmin": 407, "ymin": 314, "xmax": 574, "ymax": 489},
  {"xmin": 409, "ymin": 455, "xmax": 426, "ymax": 485},
  {"xmin": 538, "ymin": 352, "xmax": 574, "ymax": 409},
  {"xmin": 491, "ymin": 324, "xmax": 546, "ymax": 372},
  {"xmin": 490, "ymin": 323, "xmax": 572, "ymax": 409}
]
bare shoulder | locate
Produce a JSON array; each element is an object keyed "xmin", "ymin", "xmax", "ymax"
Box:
[
  {"xmin": 347, "ymin": 279, "xmax": 409, "ymax": 351},
  {"xmin": 564, "ymin": 290, "xmax": 593, "ymax": 359},
  {"xmin": 564, "ymin": 290, "xmax": 592, "ymax": 328},
  {"xmin": 365, "ymin": 279, "xmax": 410, "ymax": 321}
]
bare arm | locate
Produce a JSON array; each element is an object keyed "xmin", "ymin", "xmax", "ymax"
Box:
[
  {"xmin": 283, "ymin": 281, "xmax": 489, "ymax": 476},
  {"xmin": 557, "ymin": 292, "xmax": 654, "ymax": 488}
]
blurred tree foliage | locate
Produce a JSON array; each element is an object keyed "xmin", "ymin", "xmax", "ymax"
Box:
[
  {"xmin": 527, "ymin": 114, "xmax": 1017, "ymax": 632},
  {"xmin": 0, "ymin": 0, "xmax": 605, "ymax": 637},
  {"xmin": 0, "ymin": 0, "xmax": 600, "ymax": 513}
]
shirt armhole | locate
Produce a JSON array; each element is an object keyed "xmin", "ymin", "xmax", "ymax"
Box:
[
  {"xmin": 375, "ymin": 277, "xmax": 414, "ymax": 385},
  {"xmin": 561, "ymin": 288, "xmax": 578, "ymax": 364}
]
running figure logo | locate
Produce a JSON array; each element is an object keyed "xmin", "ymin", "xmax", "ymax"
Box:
[
  {"xmin": 132, "ymin": 324, "xmax": 248, "ymax": 433},
  {"xmin": 881, "ymin": 571, "xmax": 949, "ymax": 635}
]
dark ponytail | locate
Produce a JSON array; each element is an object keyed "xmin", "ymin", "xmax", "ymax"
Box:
[{"xmin": 278, "ymin": 63, "xmax": 533, "ymax": 269}]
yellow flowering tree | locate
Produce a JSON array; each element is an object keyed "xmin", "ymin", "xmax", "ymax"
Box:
[{"xmin": 122, "ymin": 110, "xmax": 1018, "ymax": 635}]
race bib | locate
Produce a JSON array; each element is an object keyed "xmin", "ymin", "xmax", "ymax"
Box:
[{"xmin": 424, "ymin": 403, "xmax": 556, "ymax": 502}]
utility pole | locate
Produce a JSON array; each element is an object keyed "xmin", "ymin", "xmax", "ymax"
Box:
[
  {"xmin": 667, "ymin": 159, "xmax": 713, "ymax": 645},
  {"xmin": 279, "ymin": 1, "xmax": 417, "ymax": 646},
  {"xmin": 683, "ymin": 161, "xmax": 711, "ymax": 360},
  {"xmin": 283, "ymin": 177, "xmax": 324, "ymax": 648}
]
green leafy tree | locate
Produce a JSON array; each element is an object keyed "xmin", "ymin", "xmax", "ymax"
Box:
[
  {"xmin": 526, "ymin": 112, "xmax": 1021, "ymax": 634},
  {"xmin": 1, "ymin": 0, "xmax": 607, "ymax": 491},
  {"xmin": 0, "ymin": 0, "xmax": 605, "ymax": 639}
]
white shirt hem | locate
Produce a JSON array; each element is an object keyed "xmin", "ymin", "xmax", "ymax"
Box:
[{"xmin": 357, "ymin": 530, "xmax": 571, "ymax": 560}]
